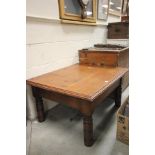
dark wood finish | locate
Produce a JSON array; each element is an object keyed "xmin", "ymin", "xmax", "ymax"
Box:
[
  {"xmin": 38, "ymin": 88, "xmax": 93, "ymax": 116},
  {"xmin": 107, "ymin": 22, "xmax": 129, "ymax": 39},
  {"xmin": 27, "ymin": 64, "xmax": 128, "ymax": 146},
  {"xmin": 121, "ymin": 16, "xmax": 129, "ymax": 22},
  {"xmin": 32, "ymin": 87, "xmax": 45, "ymax": 122},
  {"xmin": 79, "ymin": 46, "xmax": 129, "ymax": 90},
  {"xmin": 83, "ymin": 115, "xmax": 94, "ymax": 146},
  {"xmin": 114, "ymin": 79, "xmax": 122, "ymax": 107}
]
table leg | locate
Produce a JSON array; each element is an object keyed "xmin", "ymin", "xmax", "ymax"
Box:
[
  {"xmin": 114, "ymin": 80, "xmax": 122, "ymax": 108},
  {"xmin": 83, "ymin": 115, "xmax": 94, "ymax": 147},
  {"xmin": 32, "ymin": 87, "xmax": 45, "ymax": 122},
  {"xmin": 35, "ymin": 96, "xmax": 45, "ymax": 122}
]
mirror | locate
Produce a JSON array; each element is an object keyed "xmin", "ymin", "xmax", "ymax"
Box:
[
  {"xmin": 58, "ymin": 0, "xmax": 96, "ymax": 22},
  {"xmin": 64, "ymin": 0, "xmax": 81, "ymax": 15},
  {"xmin": 122, "ymin": 0, "xmax": 129, "ymax": 16},
  {"xmin": 98, "ymin": 0, "xmax": 110, "ymax": 20},
  {"xmin": 109, "ymin": 0, "xmax": 122, "ymax": 16}
]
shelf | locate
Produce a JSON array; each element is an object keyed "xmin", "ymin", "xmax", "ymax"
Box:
[{"xmin": 26, "ymin": 15, "xmax": 107, "ymax": 26}]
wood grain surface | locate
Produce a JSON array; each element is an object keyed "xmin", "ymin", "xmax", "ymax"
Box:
[
  {"xmin": 27, "ymin": 64, "xmax": 128, "ymax": 101},
  {"xmin": 79, "ymin": 47, "xmax": 129, "ymax": 90}
]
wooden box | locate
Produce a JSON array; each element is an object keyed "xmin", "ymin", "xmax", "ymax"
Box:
[
  {"xmin": 117, "ymin": 98, "xmax": 129, "ymax": 145},
  {"xmin": 79, "ymin": 44, "xmax": 129, "ymax": 90},
  {"xmin": 107, "ymin": 22, "xmax": 129, "ymax": 39},
  {"xmin": 121, "ymin": 16, "xmax": 129, "ymax": 22}
]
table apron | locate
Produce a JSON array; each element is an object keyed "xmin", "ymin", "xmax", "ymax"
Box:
[
  {"xmin": 37, "ymin": 88, "xmax": 92, "ymax": 115},
  {"xmin": 91, "ymin": 78, "xmax": 121, "ymax": 111},
  {"xmin": 32, "ymin": 78, "xmax": 121, "ymax": 115}
]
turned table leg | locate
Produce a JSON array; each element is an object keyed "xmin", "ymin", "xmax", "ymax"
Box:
[
  {"xmin": 115, "ymin": 79, "xmax": 122, "ymax": 108},
  {"xmin": 32, "ymin": 87, "xmax": 45, "ymax": 122},
  {"xmin": 83, "ymin": 115, "xmax": 94, "ymax": 147}
]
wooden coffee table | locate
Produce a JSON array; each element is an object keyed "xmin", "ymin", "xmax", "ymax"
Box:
[{"xmin": 27, "ymin": 64, "xmax": 128, "ymax": 146}]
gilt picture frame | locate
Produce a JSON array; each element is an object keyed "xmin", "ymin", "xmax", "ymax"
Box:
[{"xmin": 58, "ymin": 0, "xmax": 97, "ymax": 23}]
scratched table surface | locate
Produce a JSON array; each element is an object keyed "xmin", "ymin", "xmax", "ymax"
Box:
[{"xmin": 27, "ymin": 64, "xmax": 128, "ymax": 101}]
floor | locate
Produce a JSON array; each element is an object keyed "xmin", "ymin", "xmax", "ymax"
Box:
[{"xmin": 27, "ymin": 88, "xmax": 129, "ymax": 155}]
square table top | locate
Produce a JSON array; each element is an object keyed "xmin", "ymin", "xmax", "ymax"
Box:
[{"xmin": 27, "ymin": 64, "xmax": 128, "ymax": 101}]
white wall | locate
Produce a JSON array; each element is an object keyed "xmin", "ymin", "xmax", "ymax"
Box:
[
  {"xmin": 26, "ymin": 0, "xmax": 121, "ymax": 120},
  {"xmin": 26, "ymin": 0, "xmax": 59, "ymax": 19}
]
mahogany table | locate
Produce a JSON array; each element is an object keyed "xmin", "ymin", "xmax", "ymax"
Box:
[{"xmin": 27, "ymin": 64, "xmax": 128, "ymax": 146}]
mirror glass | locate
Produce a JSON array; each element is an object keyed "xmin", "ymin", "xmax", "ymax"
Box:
[
  {"xmin": 122, "ymin": 0, "xmax": 129, "ymax": 16},
  {"xmin": 64, "ymin": 0, "xmax": 93, "ymax": 17},
  {"xmin": 109, "ymin": 0, "xmax": 122, "ymax": 16},
  {"xmin": 98, "ymin": 0, "xmax": 109, "ymax": 20}
]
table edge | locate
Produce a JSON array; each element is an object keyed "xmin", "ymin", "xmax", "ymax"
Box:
[{"xmin": 26, "ymin": 69, "xmax": 127, "ymax": 102}]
